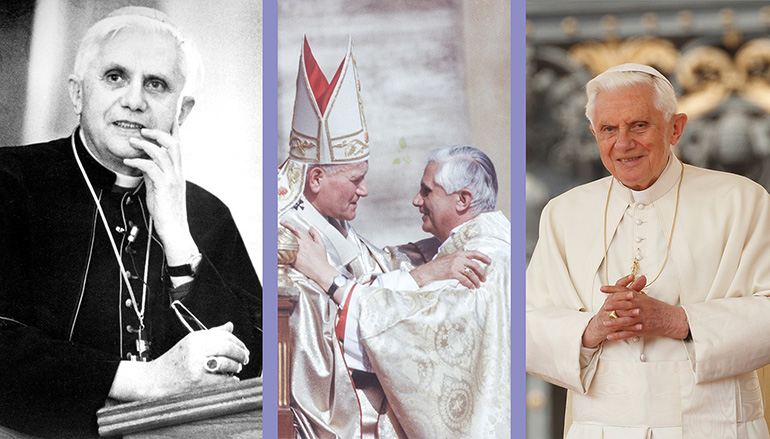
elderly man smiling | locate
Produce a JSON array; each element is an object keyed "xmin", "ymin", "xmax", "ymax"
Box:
[
  {"xmin": 527, "ymin": 63, "xmax": 770, "ymax": 438},
  {"xmin": 0, "ymin": 7, "xmax": 260, "ymax": 438}
]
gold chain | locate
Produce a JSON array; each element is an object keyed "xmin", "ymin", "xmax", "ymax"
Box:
[{"xmin": 602, "ymin": 163, "xmax": 684, "ymax": 291}]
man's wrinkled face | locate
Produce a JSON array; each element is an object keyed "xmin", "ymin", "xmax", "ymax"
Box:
[
  {"xmin": 314, "ymin": 161, "xmax": 369, "ymax": 221},
  {"xmin": 412, "ymin": 162, "xmax": 457, "ymax": 242},
  {"xmin": 71, "ymin": 29, "xmax": 186, "ymax": 174},
  {"xmin": 590, "ymin": 84, "xmax": 685, "ymax": 191}
]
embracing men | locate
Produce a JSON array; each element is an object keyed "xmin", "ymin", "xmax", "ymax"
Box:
[
  {"xmin": 279, "ymin": 37, "xmax": 511, "ymax": 439},
  {"xmin": 0, "ymin": 7, "xmax": 261, "ymax": 438}
]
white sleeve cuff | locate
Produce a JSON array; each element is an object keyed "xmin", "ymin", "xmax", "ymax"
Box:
[
  {"xmin": 373, "ymin": 270, "xmax": 419, "ymax": 290},
  {"xmin": 579, "ymin": 345, "xmax": 599, "ymax": 368}
]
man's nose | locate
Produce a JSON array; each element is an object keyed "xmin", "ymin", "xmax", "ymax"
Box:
[
  {"xmin": 120, "ymin": 82, "xmax": 147, "ymax": 112},
  {"xmin": 356, "ymin": 180, "xmax": 368, "ymax": 197},
  {"xmin": 412, "ymin": 192, "xmax": 422, "ymax": 207},
  {"xmin": 615, "ymin": 127, "xmax": 633, "ymax": 149}
]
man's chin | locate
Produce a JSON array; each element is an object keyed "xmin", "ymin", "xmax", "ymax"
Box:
[
  {"xmin": 119, "ymin": 141, "xmax": 151, "ymax": 159},
  {"xmin": 100, "ymin": 143, "xmax": 150, "ymax": 173},
  {"xmin": 341, "ymin": 210, "xmax": 356, "ymax": 221}
]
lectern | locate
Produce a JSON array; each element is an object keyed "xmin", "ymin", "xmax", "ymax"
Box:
[{"xmin": 97, "ymin": 377, "xmax": 262, "ymax": 438}]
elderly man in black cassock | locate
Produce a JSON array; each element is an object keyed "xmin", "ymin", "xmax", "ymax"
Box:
[{"xmin": 0, "ymin": 7, "xmax": 261, "ymax": 438}]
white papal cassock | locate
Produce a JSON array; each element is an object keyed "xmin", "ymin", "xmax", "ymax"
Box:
[{"xmin": 527, "ymin": 156, "xmax": 770, "ymax": 439}]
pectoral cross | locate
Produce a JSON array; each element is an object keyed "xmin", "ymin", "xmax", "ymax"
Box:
[
  {"xmin": 630, "ymin": 253, "xmax": 640, "ymax": 280},
  {"xmin": 128, "ymin": 327, "xmax": 151, "ymax": 362},
  {"xmin": 628, "ymin": 249, "xmax": 647, "ymax": 294}
]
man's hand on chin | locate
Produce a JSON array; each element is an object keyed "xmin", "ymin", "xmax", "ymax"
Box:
[{"xmin": 122, "ymin": 122, "xmax": 198, "ymax": 265}]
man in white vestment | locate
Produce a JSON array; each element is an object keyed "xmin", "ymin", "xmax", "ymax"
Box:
[
  {"xmin": 280, "ymin": 37, "xmax": 492, "ymax": 438},
  {"xmin": 277, "ymin": 36, "xmax": 404, "ymax": 439},
  {"xmin": 287, "ymin": 145, "xmax": 511, "ymax": 438},
  {"xmin": 526, "ymin": 63, "xmax": 770, "ymax": 438}
]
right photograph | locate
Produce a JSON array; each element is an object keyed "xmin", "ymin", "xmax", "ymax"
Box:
[
  {"xmin": 275, "ymin": 1, "xmax": 511, "ymax": 438},
  {"xmin": 526, "ymin": 2, "xmax": 770, "ymax": 439}
]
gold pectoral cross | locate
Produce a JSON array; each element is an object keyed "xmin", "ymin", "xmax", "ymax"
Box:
[
  {"xmin": 630, "ymin": 256, "xmax": 640, "ymax": 279},
  {"xmin": 628, "ymin": 250, "xmax": 647, "ymax": 294}
]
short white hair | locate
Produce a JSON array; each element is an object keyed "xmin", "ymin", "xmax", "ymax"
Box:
[
  {"xmin": 585, "ymin": 70, "xmax": 677, "ymax": 126},
  {"xmin": 428, "ymin": 145, "xmax": 497, "ymax": 214},
  {"xmin": 72, "ymin": 7, "xmax": 204, "ymax": 99}
]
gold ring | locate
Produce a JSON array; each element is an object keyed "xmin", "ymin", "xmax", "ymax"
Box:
[
  {"xmin": 608, "ymin": 310, "xmax": 618, "ymax": 320},
  {"xmin": 462, "ymin": 267, "xmax": 472, "ymax": 276}
]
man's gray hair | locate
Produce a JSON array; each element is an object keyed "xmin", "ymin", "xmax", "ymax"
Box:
[
  {"xmin": 428, "ymin": 145, "xmax": 497, "ymax": 214},
  {"xmin": 585, "ymin": 70, "xmax": 677, "ymax": 126},
  {"xmin": 72, "ymin": 7, "xmax": 204, "ymax": 99}
]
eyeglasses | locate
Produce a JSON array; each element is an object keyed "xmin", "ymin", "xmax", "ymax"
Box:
[{"xmin": 171, "ymin": 300, "xmax": 208, "ymax": 332}]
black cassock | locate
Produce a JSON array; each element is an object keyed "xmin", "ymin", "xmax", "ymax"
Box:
[{"xmin": 0, "ymin": 129, "xmax": 262, "ymax": 438}]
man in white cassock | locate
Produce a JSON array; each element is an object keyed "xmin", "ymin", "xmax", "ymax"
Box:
[
  {"xmin": 286, "ymin": 145, "xmax": 511, "ymax": 439},
  {"xmin": 526, "ymin": 63, "xmax": 770, "ymax": 438}
]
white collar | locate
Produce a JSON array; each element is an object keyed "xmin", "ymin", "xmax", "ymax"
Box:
[
  {"xmin": 615, "ymin": 154, "xmax": 681, "ymax": 205},
  {"xmin": 78, "ymin": 129, "xmax": 142, "ymax": 189},
  {"xmin": 286, "ymin": 195, "xmax": 360, "ymax": 268}
]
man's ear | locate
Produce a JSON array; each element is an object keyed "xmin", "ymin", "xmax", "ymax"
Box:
[
  {"xmin": 67, "ymin": 75, "xmax": 83, "ymax": 115},
  {"xmin": 456, "ymin": 189, "xmax": 473, "ymax": 214},
  {"xmin": 177, "ymin": 97, "xmax": 196, "ymax": 126},
  {"xmin": 305, "ymin": 167, "xmax": 325, "ymax": 195},
  {"xmin": 669, "ymin": 112, "xmax": 688, "ymax": 147}
]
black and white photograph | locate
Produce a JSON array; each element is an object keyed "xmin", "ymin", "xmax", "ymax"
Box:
[{"xmin": 0, "ymin": 1, "xmax": 262, "ymax": 437}]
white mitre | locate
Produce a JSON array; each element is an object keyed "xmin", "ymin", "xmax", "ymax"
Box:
[{"xmin": 278, "ymin": 36, "xmax": 369, "ymax": 216}]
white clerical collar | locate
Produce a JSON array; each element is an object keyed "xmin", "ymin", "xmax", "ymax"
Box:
[
  {"xmin": 295, "ymin": 195, "xmax": 360, "ymax": 267},
  {"xmin": 113, "ymin": 173, "xmax": 142, "ymax": 189},
  {"xmin": 615, "ymin": 154, "xmax": 681, "ymax": 205},
  {"xmin": 79, "ymin": 129, "xmax": 142, "ymax": 189}
]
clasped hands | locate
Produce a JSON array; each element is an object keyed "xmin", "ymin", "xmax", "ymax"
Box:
[{"xmin": 581, "ymin": 274, "xmax": 690, "ymax": 349}]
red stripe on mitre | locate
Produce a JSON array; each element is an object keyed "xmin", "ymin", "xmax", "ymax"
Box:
[{"xmin": 303, "ymin": 37, "xmax": 345, "ymax": 116}]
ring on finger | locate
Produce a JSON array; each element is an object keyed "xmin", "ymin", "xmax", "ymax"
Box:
[
  {"xmin": 608, "ymin": 310, "xmax": 618, "ymax": 320},
  {"xmin": 204, "ymin": 356, "xmax": 220, "ymax": 373},
  {"xmin": 462, "ymin": 267, "xmax": 472, "ymax": 276}
]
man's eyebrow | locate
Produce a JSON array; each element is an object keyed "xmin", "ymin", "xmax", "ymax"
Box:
[
  {"xmin": 144, "ymin": 72, "xmax": 175, "ymax": 86},
  {"xmin": 101, "ymin": 62, "xmax": 175, "ymax": 83},
  {"xmin": 145, "ymin": 73, "xmax": 168, "ymax": 81},
  {"xmin": 102, "ymin": 62, "xmax": 126, "ymax": 73}
]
